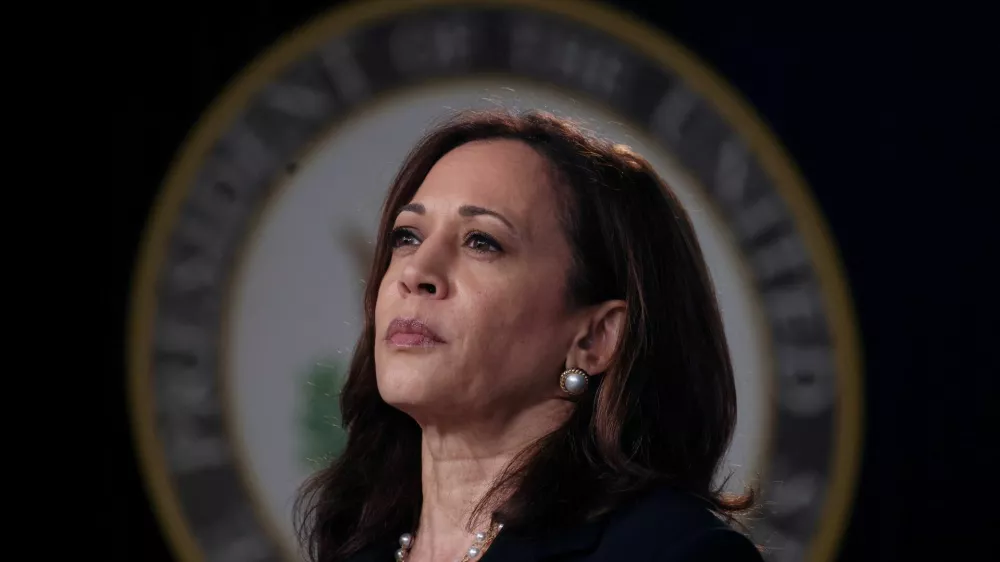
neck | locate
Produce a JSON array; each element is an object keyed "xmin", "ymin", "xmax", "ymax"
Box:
[{"xmin": 406, "ymin": 399, "xmax": 572, "ymax": 562}]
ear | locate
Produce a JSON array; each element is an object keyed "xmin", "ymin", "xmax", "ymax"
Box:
[{"xmin": 564, "ymin": 299, "xmax": 627, "ymax": 377}]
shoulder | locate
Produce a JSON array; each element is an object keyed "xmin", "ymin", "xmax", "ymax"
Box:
[
  {"xmin": 657, "ymin": 528, "xmax": 763, "ymax": 561},
  {"xmin": 594, "ymin": 485, "xmax": 763, "ymax": 561}
]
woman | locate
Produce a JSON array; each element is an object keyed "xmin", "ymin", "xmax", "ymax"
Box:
[{"xmin": 296, "ymin": 110, "xmax": 763, "ymax": 562}]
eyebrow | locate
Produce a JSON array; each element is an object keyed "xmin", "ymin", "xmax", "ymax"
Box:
[
  {"xmin": 397, "ymin": 203, "xmax": 425, "ymax": 216},
  {"xmin": 459, "ymin": 205, "xmax": 516, "ymax": 232},
  {"xmin": 397, "ymin": 203, "xmax": 517, "ymax": 234}
]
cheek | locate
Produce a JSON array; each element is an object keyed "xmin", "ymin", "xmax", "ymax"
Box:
[
  {"xmin": 374, "ymin": 271, "xmax": 396, "ymax": 323},
  {"xmin": 465, "ymin": 272, "xmax": 569, "ymax": 359}
]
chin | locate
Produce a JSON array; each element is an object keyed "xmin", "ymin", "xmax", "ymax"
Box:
[
  {"xmin": 375, "ymin": 368, "xmax": 460, "ymax": 419},
  {"xmin": 376, "ymin": 363, "xmax": 431, "ymax": 403}
]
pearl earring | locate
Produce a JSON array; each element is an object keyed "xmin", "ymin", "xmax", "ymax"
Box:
[{"xmin": 559, "ymin": 368, "xmax": 590, "ymax": 396}]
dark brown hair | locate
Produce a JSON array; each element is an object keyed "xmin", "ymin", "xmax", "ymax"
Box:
[{"xmin": 295, "ymin": 109, "xmax": 754, "ymax": 562}]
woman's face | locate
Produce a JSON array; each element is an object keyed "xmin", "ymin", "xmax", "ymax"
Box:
[{"xmin": 374, "ymin": 139, "xmax": 582, "ymax": 425}]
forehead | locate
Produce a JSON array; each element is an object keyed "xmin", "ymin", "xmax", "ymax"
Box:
[{"xmin": 414, "ymin": 139, "xmax": 560, "ymax": 222}]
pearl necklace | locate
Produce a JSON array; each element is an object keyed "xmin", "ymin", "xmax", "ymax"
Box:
[{"xmin": 395, "ymin": 521, "xmax": 504, "ymax": 562}]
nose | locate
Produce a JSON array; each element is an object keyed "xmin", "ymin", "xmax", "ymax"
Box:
[{"xmin": 397, "ymin": 239, "xmax": 449, "ymax": 300}]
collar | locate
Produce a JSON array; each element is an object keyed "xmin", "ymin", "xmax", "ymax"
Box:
[
  {"xmin": 480, "ymin": 514, "xmax": 609, "ymax": 562},
  {"xmin": 350, "ymin": 514, "xmax": 608, "ymax": 562}
]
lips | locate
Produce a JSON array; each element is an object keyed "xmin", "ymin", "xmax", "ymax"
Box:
[{"xmin": 385, "ymin": 317, "xmax": 445, "ymax": 347}]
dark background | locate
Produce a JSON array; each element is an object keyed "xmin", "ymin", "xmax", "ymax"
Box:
[{"xmin": 112, "ymin": 1, "xmax": 994, "ymax": 560}]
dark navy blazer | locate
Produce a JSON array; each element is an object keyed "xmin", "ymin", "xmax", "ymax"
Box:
[{"xmin": 349, "ymin": 485, "xmax": 764, "ymax": 561}]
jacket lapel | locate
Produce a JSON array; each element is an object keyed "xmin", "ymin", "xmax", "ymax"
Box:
[
  {"xmin": 351, "ymin": 515, "xmax": 608, "ymax": 562},
  {"xmin": 481, "ymin": 516, "xmax": 607, "ymax": 562}
]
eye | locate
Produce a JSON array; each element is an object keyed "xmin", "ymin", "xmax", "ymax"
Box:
[
  {"xmin": 390, "ymin": 227, "xmax": 420, "ymax": 249},
  {"xmin": 464, "ymin": 231, "xmax": 502, "ymax": 254}
]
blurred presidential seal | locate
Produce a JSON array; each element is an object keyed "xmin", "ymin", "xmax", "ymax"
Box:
[{"xmin": 128, "ymin": 1, "xmax": 863, "ymax": 561}]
